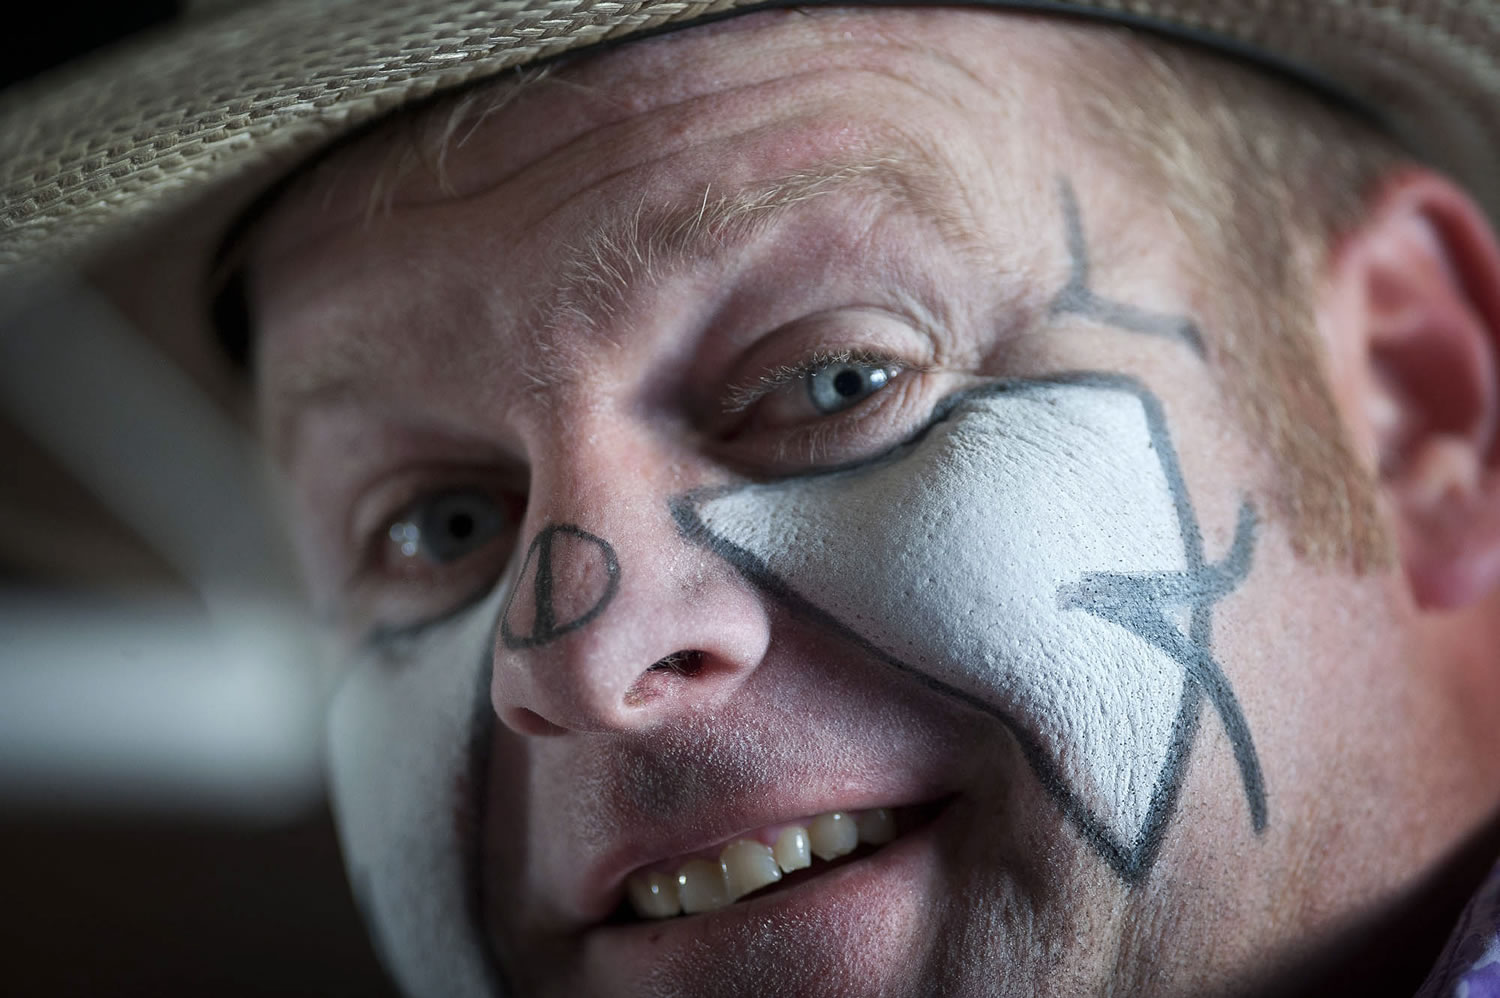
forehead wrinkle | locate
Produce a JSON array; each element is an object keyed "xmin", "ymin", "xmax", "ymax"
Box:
[
  {"xmin": 516, "ymin": 144, "xmax": 989, "ymax": 397},
  {"xmin": 264, "ymin": 139, "xmax": 991, "ymax": 441}
]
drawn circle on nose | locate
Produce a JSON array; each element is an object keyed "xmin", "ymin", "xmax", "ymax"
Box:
[{"xmin": 500, "ymin": 524, "xmax": 622, "ymax": 650}]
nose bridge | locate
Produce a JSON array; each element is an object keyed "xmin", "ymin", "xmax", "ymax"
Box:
[
  {"xmin": 498, "ymin": 427, "xmax": 647, "ymax": 704},
  {"xmin": 490, "ymin": 420, "xmax": 770, "ymax": 735},
  {"xmin": 499, "ymin": 521, "xmax": 622, "ymax": 653}
]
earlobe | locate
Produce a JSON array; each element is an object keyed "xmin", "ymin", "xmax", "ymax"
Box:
[{"xmin": 1332, "ymin": 172, "xmax": 1500, "ymax": 609}]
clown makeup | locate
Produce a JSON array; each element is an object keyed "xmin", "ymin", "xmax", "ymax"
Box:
[
  {"xmin": 283, "ymin": 168, "xmax": 1271, "ymax": 994},
  {"xmin": 326, "ymin": 587, "xmax": 506, "ymax": 998},
  {"xmin": 500, "ymin": 524, "xmax": 621, "ymax": 651},
  {"xmin": 259, "ymin": 15, "xmax": 1482, "ymax": 996},
  {"xmin": 674, "ymin": 374, "xmax": 1264, "ymax": 880},
  {"xmin": 670, "ymin": 178, "xmax": 1268, "ymax": 879}
]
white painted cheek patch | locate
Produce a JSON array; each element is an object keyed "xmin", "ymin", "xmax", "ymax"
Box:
[
  {"xmin": 672, "ymin": 374, "xmax": 1265, "ymax": 880},
  {"xmin": 327, "ymin": 590, "xmax": 505, "ymax": 998}
]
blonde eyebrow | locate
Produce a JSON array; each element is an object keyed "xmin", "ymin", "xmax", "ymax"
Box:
[
  {"xmin": 542, "ymin": 148, "xmax": 985, "ymax": 336},
  {"xmin": 264, "ymin": 147, "xmax": 985, "ymax": 456}
]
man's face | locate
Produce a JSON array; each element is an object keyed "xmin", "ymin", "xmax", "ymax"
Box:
[{"xmin": 250, "ymin": 11, "xmax": 1496, "ymax": 997}]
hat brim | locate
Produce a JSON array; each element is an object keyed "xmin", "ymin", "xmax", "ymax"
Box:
[{"xmin": 3, "ymin": 0, "xmax": 1498, "ymax": 285}]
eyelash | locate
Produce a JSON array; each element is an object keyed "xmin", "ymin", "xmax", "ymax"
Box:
[
  {"xmin": 724, "ymin": 346, "xmax": 910, "ymax": 414},
  {"xmin": 718, "ymin": 344, "xmax": 932, "ymax": 474}
]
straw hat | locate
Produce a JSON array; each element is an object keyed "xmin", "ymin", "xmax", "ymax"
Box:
[{"xmin": 2, "ymin": 0, "xmax": 1499, "ymax": 287}]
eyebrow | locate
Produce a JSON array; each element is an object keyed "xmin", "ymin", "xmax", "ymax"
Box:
[
  {"xmin": 542, "ymin": 147, "xmax": 987, "ymax": 335},
  {"xmin": 264, "ymin": 145, "xmax": 986, "ymax": 454}
]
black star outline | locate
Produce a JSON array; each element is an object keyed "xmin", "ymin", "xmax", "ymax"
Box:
[
  {"xmin": 1042, "ymin": 177, "xmax": 1266, "ymax": 871},
  {"xmin": 671, "ymin": 372, "xmax": 1267, "ymax": 883},
  {"xmin": 672, "ymin": 177, "xmax": 1269, "ymax": 884},
  {"xmin": 1057, "ymin": 500, "xmax": 1267, "ymax": 833},
  {"xmin": 1049, "ymin": 379, "xmax": 1267, "ymax": 879}
]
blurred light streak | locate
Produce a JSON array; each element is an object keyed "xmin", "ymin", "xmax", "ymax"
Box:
[
  {"xmin": 0, "ymin": 596, "xmax": 324, "ymax": 819},
  {"xmin": 0, "ymin": 272, "xmax": 298, "ymax": 609},
  {"xmin": 0, "ymin": 271, "xmax": 324, "ymax": 820}
]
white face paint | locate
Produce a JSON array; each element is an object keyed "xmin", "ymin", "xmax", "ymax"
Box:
[
  {"xmin": 675, "ymin": 376, "xmax": 1222, "ymax": 873},
  {"xmin": 326, "ymin": 588, "xmax": 504, "ymax": 998},
  {"xmin": 325, "ymin": 377, "xmax": 1258, "ymax": 998}
]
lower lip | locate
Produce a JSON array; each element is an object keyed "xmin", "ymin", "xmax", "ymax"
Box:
[{"xmin": 582, "ymin": 799, "xmax": 956, "ymax": 983}]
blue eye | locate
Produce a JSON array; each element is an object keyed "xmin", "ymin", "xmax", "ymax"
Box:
[
  {"xmin": 388, "ymin": 489, "xmax": 509, "ymax": 565},
  {"xmin": 805, "ymin": 361, "xmax": 896, "ymax": 414}
]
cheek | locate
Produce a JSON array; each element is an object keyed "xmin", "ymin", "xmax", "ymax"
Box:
[
  {"xmin": 678, "ymin": 377, "xmax": 1245, "ymax": 876},
  {"xmin": 325, "ymin": 589, "xmax": 503, "ymax": 997}
]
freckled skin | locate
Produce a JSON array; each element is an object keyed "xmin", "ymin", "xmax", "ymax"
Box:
[{"xmin": 250, "ymin": 10, "xmax": 1500, "ymax": 998}]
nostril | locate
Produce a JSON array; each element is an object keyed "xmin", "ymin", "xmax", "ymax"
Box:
[
  {"xmin": 648, "ymin": 650, "xmax": 706, "ymax": 677},
  {"xmin": 623, "ymin": 650, "xmax": 708, "ymax": 708}
]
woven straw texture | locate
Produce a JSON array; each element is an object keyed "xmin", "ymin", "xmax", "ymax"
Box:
[{"xmin": 0, "ymin": 0, "xmax": 1498, "ymax": 275}]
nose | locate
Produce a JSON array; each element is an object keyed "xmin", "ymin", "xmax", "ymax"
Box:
[{"xmin": 489, "ymin": 442, "xmax": 771, "ymax": 736}]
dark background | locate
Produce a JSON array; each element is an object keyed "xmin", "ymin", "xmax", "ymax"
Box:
[
  {"xmin": 0, "ymin": 2, "xmax": 177, "ymax": 90},
  {"xmin": 1, "ymin": 809, "xmax": 398, "ymax": 996},
  {"xmin": 2, "ymin": 4, "xmax": 399, "ymax": 995}
]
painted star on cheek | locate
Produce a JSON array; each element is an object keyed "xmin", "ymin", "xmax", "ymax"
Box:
[
  {"xmin": 672, "ymin": 374, "xmax": 1265, "ymax": 882},
  {"xmin": 1058, "ymin": 497, "xmax": 1267, "ymax": 836}
]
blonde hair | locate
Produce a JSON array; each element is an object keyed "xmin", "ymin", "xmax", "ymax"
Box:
[{"xmin": 1073, "ymin": 30, "xmax": 1406, "ymax": 569}]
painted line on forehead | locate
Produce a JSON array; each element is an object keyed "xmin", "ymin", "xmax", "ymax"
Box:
[
  {"xmin": 500, "ymin": 523, "xmax": 622, "ymax": 650},
  {"xmin": 1048, "ymin": 177, "xmax": 1208, "ymax": 359},
  {"xmin": 670, "ymin": 371, "xmax": 1267, "ymax": 881}
]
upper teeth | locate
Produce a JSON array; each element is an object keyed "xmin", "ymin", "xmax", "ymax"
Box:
[{"xmin": 625, "ymin": 808, "xmax": 897, "ymax": 920}]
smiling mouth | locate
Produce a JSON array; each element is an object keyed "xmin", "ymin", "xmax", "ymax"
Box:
[{"xmin": 607, "ymin": 799, "xmax": 950, "ymax": 923}]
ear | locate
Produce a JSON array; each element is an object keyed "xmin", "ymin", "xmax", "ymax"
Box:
[{"xmin": 1324, "ymin": 171, "xmax": 1500, "ymax": 610}]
